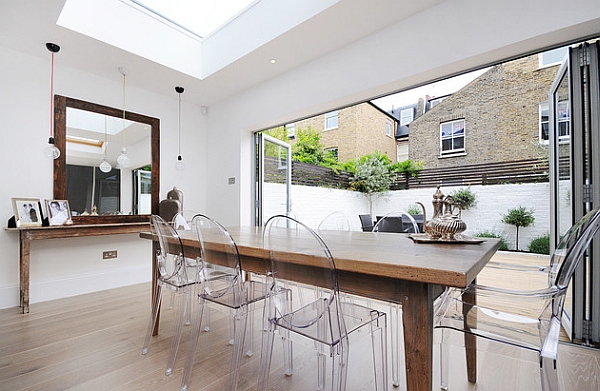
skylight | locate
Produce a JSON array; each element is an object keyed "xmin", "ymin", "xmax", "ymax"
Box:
[{"xmin": 128, "ymin": 0, "xmax": 257, "ymax": 38}]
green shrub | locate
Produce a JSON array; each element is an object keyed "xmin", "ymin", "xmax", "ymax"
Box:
[
  {"xmin": 502, "ymin": 206, "xmax": 535, "ymax": 251},
  {"xmin": 529, "ymin": 234, "xmax": 550, "ymax": 255},
  {"xmin": 450, "ymin": 187, "xmax": 478, "ymax": 210},
  {"xmin": 406, "ymin": 204, "xmax": 422, "ymax": 215},
  {"xmin": 475, "ymin": 230, "xmax": 509, "ymax": 251}
]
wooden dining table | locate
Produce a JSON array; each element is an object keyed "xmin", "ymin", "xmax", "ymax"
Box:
[{"xmin": 141, "ymin": 226, "xmax": 501, "ymax": 391}]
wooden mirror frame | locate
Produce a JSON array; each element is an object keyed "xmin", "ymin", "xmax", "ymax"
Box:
[{"xmin": 53, "ymin": 95, "xmax": 160, "ymax": 224}]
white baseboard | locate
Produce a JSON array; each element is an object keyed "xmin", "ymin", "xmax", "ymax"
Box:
[{"xmin": 0, "ymin": 264, "xmax": 151, "ymax": 310}]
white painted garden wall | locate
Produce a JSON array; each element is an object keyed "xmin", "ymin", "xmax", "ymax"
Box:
[{"xmin": 264, "ymin": 182, "xmax": 551, "ymax": 251}]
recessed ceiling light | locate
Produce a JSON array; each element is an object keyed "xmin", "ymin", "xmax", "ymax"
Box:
[{"xmin": 269, "ymin": 58, "xmax": 277, "ymax": 64}]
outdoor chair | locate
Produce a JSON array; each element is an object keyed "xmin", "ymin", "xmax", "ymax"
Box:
[
  {"xmin": 373, "ymin": 211, "xmax": 420, "ymax": 234},
  {"xmin": 434, "ymin": 208, "xmax": 600, "ymax": 391},
  {"xmin": 258, "ymin": 214, "xmax": 388, "ymax": 391},
  {"xmin": 142, "ymin": 215, "xmax": 200, "ymax": 377},
  {"xmin": 180, "ymin": 213, "xmax": 269, "ymax": 391},
  {"xmin": 359, "ymin": 214, "xmax": 374, "ymax": 232}
]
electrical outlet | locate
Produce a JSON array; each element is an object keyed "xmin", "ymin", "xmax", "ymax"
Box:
[
  {"xmin": 103, "ymin": 250, "xmax": 117, "ymax": 259},
  {"xmin": 228, "ymin": 177, "xmax": 236, "ymax": 185}
]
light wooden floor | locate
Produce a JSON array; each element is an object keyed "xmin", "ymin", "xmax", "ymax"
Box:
[{"xmin": 1, "ymin": 252, "xmax": 599, "ymax": 391}]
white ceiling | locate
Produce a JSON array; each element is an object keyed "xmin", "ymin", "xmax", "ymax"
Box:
[{"xmin": 0, "ymin": 0, "xmax": 445, "ymax": 108}]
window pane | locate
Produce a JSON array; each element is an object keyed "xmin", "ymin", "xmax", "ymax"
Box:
[
  {"xmin": 441, "ymin": 123, "xmax": 452, "ymax": 137},
  {"xmin": 559, "ymin": 121, "xmax": 569, "ymax": 137},
  {"xmin": 453, "ymin": 121, "xmax": 464, "ymax": 136},
  {"xmin": 442, "ymin": 139, "xmax": 452, "ymax": 151},
  {"xmin": 541, "ymin": 123, "xmax": 549, "ymax": 140},
  {"xmin": 325, "ymin": 111, "xmax": 338, "ymax": 129},
  {"xmin": 453, "ymin": 137, "xmax": 464, "ymax": 149}
]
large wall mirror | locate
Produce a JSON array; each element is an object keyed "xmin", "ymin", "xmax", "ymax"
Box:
[{"xmin": 53, "ymin": 95, "xmax": 160, "ymax": 224}]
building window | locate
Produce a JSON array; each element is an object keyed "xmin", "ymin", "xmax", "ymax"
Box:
[
  {"xmin": 440, "ymin": 119, "xmax": 465, "ymax": 155},
  {"xmin": 386, "ymin": 119, "xmax": 392, "ymax": 137},
  {"xmin": 557, "ymin": 101, "xmax": 570, "ymax": 140},
  {"xmin": 539, "ymin": 101, "xmax": 569, "ymax": 143},
  {"xmin": 400, "ymin": 108, "xmax": 413, "ymax": 125},
  {"xmin": 539, "ymin": 103, "xmax": 549, "ymax": 142},
  {"xmin": 285, "ymin": 123, "xmax": 295, "ymax": 139},
  {"xmin": 325, "ymin": 147, "xmax": 338, "ymax": 161},
  {"xmin": 538, "ymin": 47, "xmax": 568, "ymax": 68},
  {"xmin": 324, "ymin": 111, "xmax": 338, "ymax": 130}
]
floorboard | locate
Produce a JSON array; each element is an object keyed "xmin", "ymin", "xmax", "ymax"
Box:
[{"xmin": 1, "ymin": 251, "xmax": 599, "ymax": 390}]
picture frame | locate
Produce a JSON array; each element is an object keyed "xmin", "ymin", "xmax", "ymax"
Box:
[
  {"xmin": 11, "ymin": 198, "xmax": 43, "ymax": 227},
  {"xmin": 45, "ymin": 199, "xmax": 73, "ymax": 226}
]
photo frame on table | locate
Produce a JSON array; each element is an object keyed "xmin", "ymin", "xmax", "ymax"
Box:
[
  {"xmin": 11, "ymin": 198, "xmax": 43, "ymax": 227},
  {"xmin": 45, "ymin": 199, "xmax": 72, "ymax": 226}
]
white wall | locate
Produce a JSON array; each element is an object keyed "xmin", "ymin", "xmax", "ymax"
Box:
[
  {"xmin": 204, "ymin": 0, "xmax": 600, "ymax": 226},
  {"xmin": 265, "ymin": 182, "xmax": 551, "ymax": 251},
  {"xmin": 0, "ymin": 46, "xmax": 207, "ymax": 309}
]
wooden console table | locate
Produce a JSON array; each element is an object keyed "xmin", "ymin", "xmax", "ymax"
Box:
[{"xmin": 6, "ymin": 222, "xmax": 150, "ymax": 314}]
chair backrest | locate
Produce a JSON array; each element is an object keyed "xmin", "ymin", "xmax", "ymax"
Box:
[
  {"xmin": 318, "ymin": 211, "xmax": 351, "ymax": 231},
  {"xmin": 192, "ymin": 214, "xmax": 244, "ymax": 300},
  {"xmin": 550, "ymin": 208, "xmax": 600, "ymax": 289},
  {"xmin": 151, "ymin": 215, "xmax": 186, "ymax": 281},
  {"xmin": 358, "ymin": 214, "xmax": 374, "ymax": 232},
  {"xmin": 373, "ymin": 211, "xmax": 419, "ymax": 233},
  {"xmin": 172, "ymin": 210, "xmax": 200, "ymax": 230},
  {"xmin": 263, "ymin": 214, "xmax": 342, "ymax": 330}
]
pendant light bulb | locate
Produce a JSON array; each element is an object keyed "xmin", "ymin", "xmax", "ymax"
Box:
[
  {"xmin": 175, "ymin": 86, "xmax": 185, "ymax": 171},
  {"xmin": 175, "ymin": 154, "xmax": 185, "ymax": 171},
  {"xmin": 117, "ymin": 147, "xmax": 131, "ymax": 168},
  {"xmin": 99, "ymin": 158, "xmax": 112, "ymax": 173},
  {"xmin": 44, "ymin": 137, "xmax": 61, "ymax": 159},
  {"xmin": 45, "ymin": 43, "xmax": 61, "ymax": 159}
]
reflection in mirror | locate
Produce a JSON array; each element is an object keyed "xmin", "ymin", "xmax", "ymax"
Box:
[
  {"xmin": 54, "ymin": 95, "xmax": 160, "ymax": 224},
  {"xmin": 65, "ymin": 108, "xmax": 151, "ymax": 215}
]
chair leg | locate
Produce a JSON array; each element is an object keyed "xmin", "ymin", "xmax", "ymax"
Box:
[
  {"xmin": 180, "ymin": 297, "xmax": 205, "ymax": 391},
  {"xmin": 165, "ymin": 290, "xmax": 189, "ymax": 376},
  {"xmin": 257, "ymin": 322, "xmax": 276, "ymax": 390},
  {"xmin": 142, "ymin": 284, "xmax": 163, "ymax": 355},
  {"xmin": 439, "ymin": 328, "xmax": 450, "ymax": 391},
  {"xmin": 389, "ymin": 303, "xmax": 404, "ymax": 388},
  {"xmin": 331, "ymin": 336, "xmax": 350, "ymax": 391},
  {"xmin": 316, "ymin": 310, "xmax": 326, "ymax": 391},
  {"xmin": 204, "ymin": 306, "xmax": 211, "ymax": 331},
  {"xmin": 371, "ymin": 311, "xmax": 388, "ymax": 391},
  {"xmin": 227, "ymin": 304, "xmax": 249, "ymax": 391},
  {"xmin": 540, "ymin": 356, "xmax": 559, "ymax": 391}
]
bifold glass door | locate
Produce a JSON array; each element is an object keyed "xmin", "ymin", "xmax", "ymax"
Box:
[
  {"xmin": 254, "ymin": 133, "xmax": 292, "ymax": 226},
  {"xmin": 550, "ymin": 41, "xmax": 600, "ymax": 344}
]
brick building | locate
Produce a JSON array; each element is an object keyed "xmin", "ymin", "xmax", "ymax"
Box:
[
  {"xmin": 407, "ymin": 53, "xmax": 563, "ymax": 168},
  {"xmin": 291, "ymin": 102, "xmax": 399, "ymax": 163}
]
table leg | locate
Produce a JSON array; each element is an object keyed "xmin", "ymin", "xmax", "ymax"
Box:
[
  {"xmin": 401, "ymin": 281, "xmax": 434, "ymax": 391},
  {"xmin": 151, "ymin": 240, "xmax": 160, "ymax": 336},
  {"xmin": 463, "ymin": 283, "xmax": 477, "ymax": 383},
  {"xmin": 19, "ymin": 231, "xmax": 31, "ymax": 314}
]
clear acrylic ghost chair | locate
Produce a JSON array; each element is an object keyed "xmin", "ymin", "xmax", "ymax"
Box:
[
  {"xmin": 258, "ymin": 214, "xmax": 388, "ymax": 391},
  {"xmin": 171, "ymin": 210, "xmax": 200, "ymax": 230},
  {"xmin": 169, "ymin": 210, "xmax": 207, "ymax": 327},
  {"xmin": 179, "ymin": 213, "xmax": 269, "ymax": 391},
  {"xmin": 434, "ymin": 208, "xmax": 600, "ymax": 391},
  {"xmin": 373, "ymin": 211, "xmax": 419, "ymax": 388},
  {"xmin": 142, "ymin": 215, "xmax": 200, "ymax": 377},
  {"xmin": 318, "ymin": 211, "xmax": 352, "ymax": 231}
]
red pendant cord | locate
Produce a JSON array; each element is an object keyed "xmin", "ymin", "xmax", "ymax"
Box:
[{"xmin": 49, "ymin": 52, "xmax": 55, "ymax": 138}]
